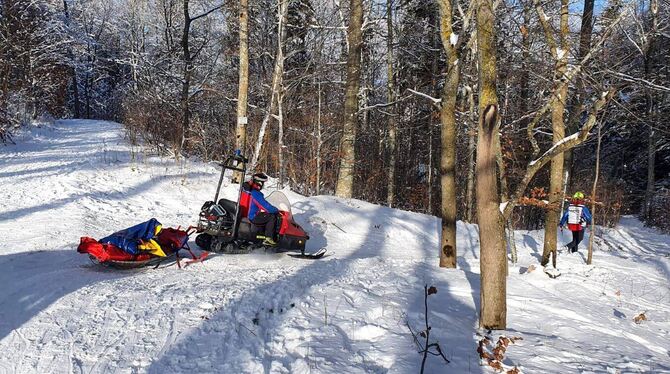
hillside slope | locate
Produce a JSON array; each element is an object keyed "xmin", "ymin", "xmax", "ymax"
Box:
[{"xmin": 0, "ymin": 120, "xmax": 668, "ymax": 373}]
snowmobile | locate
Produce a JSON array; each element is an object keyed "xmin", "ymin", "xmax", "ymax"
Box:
[{"xmin": 194, "ymin": 153, "xmax": 325, "ymax": 259}]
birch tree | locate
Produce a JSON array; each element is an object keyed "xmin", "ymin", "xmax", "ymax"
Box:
[
  {"xmin": 250, "ymin": 0, "xmax": 290, "ymax": 173},
  {"xmin": 234, "ymin": 0, "xmax": 250, "ymax": 176},
  {"xmin": 385, "ymin": 0, "xmax": 397, "ymax": 207}
]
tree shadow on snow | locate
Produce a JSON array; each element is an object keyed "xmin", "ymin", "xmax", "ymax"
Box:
[
  {"xmin": 0, "ymin": 171, "xmax": 209, "ymax": 222},
  {"xmin": 522, "ymin": 234, "xmax": 543, "ymax": 263},
  {"xmin": 147, "ymin": 199, "xmax": 477, "ymax": 373},
  {"xmin": 0, "ymin": 249, "xmax": 133, "ymax": 342},
  {"xmin": 401, "ymin": 258, "xmax": 485, "ymax": 373}
]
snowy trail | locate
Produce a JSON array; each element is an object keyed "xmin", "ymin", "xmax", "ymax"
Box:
[{"xmin": 1, "ymin": 120, "xmax": 669, "ymax": 373}]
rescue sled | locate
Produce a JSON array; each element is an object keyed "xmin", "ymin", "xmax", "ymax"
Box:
[
  {"xmin": 195, "ymin": 153, "xmax": 325, "ymax": 259},
  {"xmin": 77, "ymin": 220, "xmax": 203, "ymax": 269}
]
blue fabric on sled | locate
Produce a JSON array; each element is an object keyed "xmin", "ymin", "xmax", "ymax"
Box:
[{"xmin": 99, "ymin": 218, "xmax": 161, "ymax": 255}]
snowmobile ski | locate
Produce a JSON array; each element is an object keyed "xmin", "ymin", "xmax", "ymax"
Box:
[{"xmin": 286, "ymin": 248, "xmax": 327, "ymax": 259}]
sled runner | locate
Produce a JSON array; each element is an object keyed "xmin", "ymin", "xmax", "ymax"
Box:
[
  {"xmin": 78, "ymin": 221, "xmax": 201, "ymax": 269},
  {"xmin": 195, "ymin": 152, "xmax": 326, "ymax": 259}
]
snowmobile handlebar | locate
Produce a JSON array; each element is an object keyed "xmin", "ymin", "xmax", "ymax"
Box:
[
  {"xmin": 232, "ymin": 153, "xmax": 248, "ymax": 164},
  {"xmin": 218, "ymin": 154, "xmax": 247, "ymax": 172}
]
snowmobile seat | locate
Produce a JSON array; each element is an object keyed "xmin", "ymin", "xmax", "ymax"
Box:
[{"xmin": 217, "ymin": 198, "xmax": 238, "ymax": 217}]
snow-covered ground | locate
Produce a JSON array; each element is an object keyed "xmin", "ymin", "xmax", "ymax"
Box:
[{"xmin": 0, "ymin": 120, "xmax": 668, "ymax": 373}]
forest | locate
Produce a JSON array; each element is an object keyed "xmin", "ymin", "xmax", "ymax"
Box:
[
  {"xmin": 2, "ymin": 0, "xmax": 668, "ymax": 222},
  {"xmin": 1, "ymin": 0, "xmax": 670, "ymax": 370}
]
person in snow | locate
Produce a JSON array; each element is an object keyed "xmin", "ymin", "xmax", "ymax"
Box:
[
  {"xmin": 559, "ymin": 191, "xmax": 593, "ymax": 253},
  {"xmin": 244, "ymin": 172, "xmax": 279, "ymax": 246}
]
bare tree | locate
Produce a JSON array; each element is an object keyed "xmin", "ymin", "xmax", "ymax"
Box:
[
  {"xmin": 475, "ymin": 0, "xmax": 506, "ymax": 329},
  {"xmin": 535, "ymin": 0, "xmax": 570, "ymax": 266},
  {"xmin": 335, "ymin": 0, "xmax": 363, "ymax": 198},
  {"xmin": 234, "ymin": 0, "xmax": 250, "ymax": 180},
  {"xmin": 437, "ymin": 0, "xmax": 468, "ymax": 268},
  {"xmin": 385, "ymin": 0, "xmax": 397, "ymax": 207},
  {"xmin": 642, "ymin": 0, "xmax": 660, "ymax": 220},
  {"xmin": 250, "ymin": 0, "xmax": 290, "ymax": 173}
]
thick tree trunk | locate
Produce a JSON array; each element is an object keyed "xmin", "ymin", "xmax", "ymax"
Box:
[
  {"xmin": 540, "ymin": 0, "xmax": 569, "ymax": 267},
  {"xmin": 385, "ymin": 0, "xmax": 397, "ymax": 207},
  {"xmin": 335, "ymin": 0, "xmax": 363, "ymax": 198},
  {"xmin": 541, "ymin": 119, "xmax": 564, "ymax": 267},
  {"xmin": 476, "ymin": 0, "xmax": 506, "ymax": 329},
  {"xmin": 437, "ymin": 0, "xmax": 459, "ymax": 268},
  {"xmin": 234, "ymin": 0, "xmax": 249, "ymax": 181}
]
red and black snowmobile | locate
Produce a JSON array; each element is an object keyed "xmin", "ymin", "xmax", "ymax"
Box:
[{"xmin": 194, "ymin": 153, "xmax": 325, "ymax": 259}]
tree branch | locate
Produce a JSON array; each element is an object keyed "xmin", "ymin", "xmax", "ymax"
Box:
[
  {"xmin": 534, "ymin": 0, "xmax": 558, "ymax": 59},
  {"xmin": 191, "ymin": 4, "xmax": 223, "ymax": 22},
  {"xmin": 502, "ymin": 89, "xmax": 616, "ymax": 219},
  {"xmin": 406, "ymin": 88, "xmax": 441, "ymax": 106},
  {"xmin": 523, "ymin": 7, "xmax": 627, "ymax": 158},
  {"xmin": 605, "ymin": 69, "xmax": 670, "ymax": 92},
  {"xmin": 357, "ymin": 94, "xmax": 411, "ymax": 113}
]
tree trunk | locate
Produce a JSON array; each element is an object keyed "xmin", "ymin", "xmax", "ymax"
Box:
[
  {"xmin": 428, "ymin": 18, "xmax": 439, "ymax": 215},
  {"xmin": 428, "ymin": 120, "xmax": 433, "ymax": 212},
  {"xmin": 643, "ymin": 128, "xmax": 656, "ymax": 219},
  {"xmin": 437, "ymin": 0, "xmax": 459, "ymax": 268},
  {"xmin": 540, "ymin": 0, "xmax": 569, "ymax": 267},
  {"xmin": 476, "ymin": 0, "xmax": 506, "ymax": 329},
  {"xmin": 465, "ymin": 86, "xmax": 476, "ymax": 223},
  {"xmin": 234, "ymin": 0, "xmax": 249, "ymax": 181},
  {"xmin": 62, "ymin": 0, "xmax": 81, "ymax": 118},
  {"xmin": 385, "ymin": 0, "xmax": 397, "ymax": 207},
  {"xmin": 495, "ymin": 129, "xmax": 515, "ymax": 268},
  {"xmin": 250, "ymin": 0, "xmax": 288, "ymax": 172},
  {"xmin": 316, "ymin": 81, "xmax": 322, "ymax": 195},
  {"xmin": 642, "ymin": 0, "xmax": 658, "ymax": 220},
  {"xmin": 278, "ymin": 88, "xmax": 285, "ymax": 188},
  {"xmin": 563, "ymin": 0, "xmax": 594, "ymax": 190},
  {"xmin": 335, "ymin": 0, "xmax": 363, "ymax": 198},
  {"xmin": 179, "ymin": 0, "xmax": 193, "ymax": 157}
]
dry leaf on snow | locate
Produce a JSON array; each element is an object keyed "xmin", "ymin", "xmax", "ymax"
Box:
[{"xmin": 634, "ymin": 312, "xmax": 647, "ymax": 324}]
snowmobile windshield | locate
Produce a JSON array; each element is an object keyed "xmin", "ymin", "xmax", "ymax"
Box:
[{"xmin": 265, "ymin": 191, "xmax": 292, "ymax": 213}]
